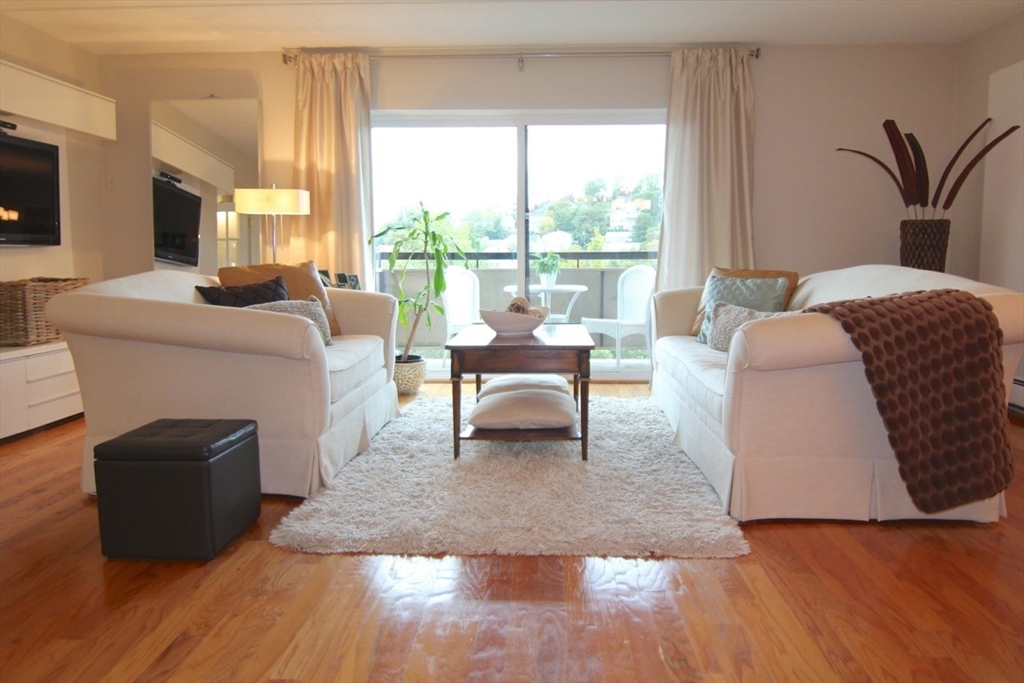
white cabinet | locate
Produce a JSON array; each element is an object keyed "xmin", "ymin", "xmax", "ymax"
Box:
[{"xmin": 0, "ymin": 342, "xmax": 82, "ymax": 439}]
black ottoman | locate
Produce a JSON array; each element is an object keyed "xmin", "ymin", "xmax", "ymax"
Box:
[{"xmin": 94, "ymin": 418, "xmax": 261, "ymax": 561}]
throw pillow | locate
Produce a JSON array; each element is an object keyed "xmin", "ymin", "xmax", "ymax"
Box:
[
  {"xmin": 695, "ymin": 274, "xmax": 789, "ymax": 344},
  {"xmin": 218, "ymin": 261, "xmax": 341, "ymax": 336},
  {"xmin": 247, "ymin": 296, "xmax": 333, "ymax": 346},
  {"xmin": 706, "ymin": 302, "xmax": 794, "ymax": 352},
  {"xmin": 468, "ymin": 390, "xmax": 577, "ymax": 430},
  {"xmin": 195, "ymin": 276, "xmax": 288, "ymax": 307},
  {"xmin": 476, "ymin": 373, "xmax": 571, "ymax": 399},
  {"xmin": 691, "ymin": 267, "xmax": 800, "ymax": 335}
]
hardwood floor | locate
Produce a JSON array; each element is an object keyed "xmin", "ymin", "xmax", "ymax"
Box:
[{"xmin": 1, "ymin": 382, "xmax": 1021, "ymax": 682}]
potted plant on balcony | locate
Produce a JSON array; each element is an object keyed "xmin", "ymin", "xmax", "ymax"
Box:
[
  {"xmin": 534, "ymin": 251, "xmax": 562, "ymax": 286},
  {"xmin": 369, "ymin": 203, "xmax": 466, "ymax": 394},
  {"xmin": 837, "ymin": 118, "xmax": 1019, "ymax": 272}
]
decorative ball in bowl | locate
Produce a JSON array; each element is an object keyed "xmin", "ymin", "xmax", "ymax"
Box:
[{"xmin": 480, "ymin": 307, "xmax": 549, "ymax": 336}]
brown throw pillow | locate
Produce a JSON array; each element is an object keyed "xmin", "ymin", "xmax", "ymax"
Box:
[
  {"xmin": 195, "ymin": 276, "xmax": 288, "ymax": 307},
  {"xmin": 218, "ymin": 261, "xmax": 341, "ymax": 335},
  {"xmin": 691, "ymin": 266, "xmax": 800, "ymax": 335}
]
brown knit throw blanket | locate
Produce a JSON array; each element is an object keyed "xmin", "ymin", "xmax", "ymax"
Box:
[{"xmin": 806, "ymin": 289, "xmax": 1014, "ymax": 513}]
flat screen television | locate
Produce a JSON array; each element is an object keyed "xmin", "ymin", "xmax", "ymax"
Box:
[
  {"xmin": 0, "ymin": 134, "xmax": 61, "ymax": 246},
  {"xmin": 152, "ymin": 178, "xmax": 201, "ymax": 267}
]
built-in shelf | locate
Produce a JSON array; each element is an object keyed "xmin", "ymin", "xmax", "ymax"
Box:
[
  {"xmin": 0, "ymin": 60, "xmax": 116, "ymax": 140},
  {"xmin": 151, "ymin": 121, "xmax": 234, "ymax": 192}
]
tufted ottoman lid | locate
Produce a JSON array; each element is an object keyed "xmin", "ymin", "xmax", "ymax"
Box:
[{"xmin": 95, "ymin": 418, "xmax": 257, "ymax": 462}]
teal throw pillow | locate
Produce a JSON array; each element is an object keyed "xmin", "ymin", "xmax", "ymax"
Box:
[{"xmin": 696, "ymin": 275, "xmax": 789, "ymax": 343}]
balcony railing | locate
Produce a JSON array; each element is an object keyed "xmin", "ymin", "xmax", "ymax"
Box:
[{"xmin": 372, "ymin": 250, "xmax": 657, "ymax": 366}]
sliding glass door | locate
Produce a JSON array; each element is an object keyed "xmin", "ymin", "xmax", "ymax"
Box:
[{"xmin": 370, "ymin": 115, "xmax": 665, "ymax": 377}]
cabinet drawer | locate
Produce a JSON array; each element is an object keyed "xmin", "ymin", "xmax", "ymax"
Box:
[
  {"xmin": 25, "ymin": 349, "xmax": 76, "ymax": 382},
  {"xmin": 28, "ymin": 393, "xmax": 83, "ymax": 430},
  {"xmin": 26, "ymin": 371, "xmax": 80, "ymax": 406}
]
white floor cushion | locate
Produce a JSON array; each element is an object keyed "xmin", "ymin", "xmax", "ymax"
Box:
[
  {"xmin": 477, "ymin": 373, "xmax": 571, "ymax": 398},
  {"xmin": 469, "ymin": 389, "xmax": 577, "ymax": 429}
]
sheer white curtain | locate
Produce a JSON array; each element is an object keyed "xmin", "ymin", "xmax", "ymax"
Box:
[
  {"xmin": 291, "ymin": 53, "xmax": 374, "ymax": 285},
  {"xmin": 656, "ymin": 48, "xmax": 755, "ymax": 291}
]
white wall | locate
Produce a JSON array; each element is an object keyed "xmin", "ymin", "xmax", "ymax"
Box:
[
  {"xmin": 3, "ymin": 12, "xmax": 1021, "ymax": 286},
  {"xmin": 96, "ymin": 59, "xmax": 262, "ymax": 279},
  {"xmin": 0, "ymin": 15, "xmax": 106, "ymax": 284},
  {"xmin": 980, "ymin": 60, "xmax": 1024, "ymax": 292},
  {"xmin": 372, "ymin": 54, "xmax": 670, "ymax": 111},
  {"xmin": 956, "ymin": 12, "xmax": 1024, "ymax": 282},
  {"xmin": 752, "ymin": 45, "xmax": 957, "ymax": 276}
]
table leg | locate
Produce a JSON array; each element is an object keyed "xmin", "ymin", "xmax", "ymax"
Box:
[
  {"xmin": 452, "ymin": 377, "xmax": 462, "ymax": 459},
  {"xmin": 581, "ymin": 378, "xmax": 589, "ymax": 461}
]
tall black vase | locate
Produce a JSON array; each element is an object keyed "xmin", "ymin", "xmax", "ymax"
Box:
[{"xmin": 900, "ymin": 219, "xmax": 950, "ymax": 272}]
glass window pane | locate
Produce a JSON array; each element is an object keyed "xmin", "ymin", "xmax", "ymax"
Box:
[
  {"xmin": 526, "ymin": 124, "xmax": 664, "ymax": 373},
  {"xmin": 370, "ymin": 126, "xmax": 518, "ymax": 358}
]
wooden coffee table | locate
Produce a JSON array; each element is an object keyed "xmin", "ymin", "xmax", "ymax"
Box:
[{"xmin": 445, "ymin": 323, "xmax": 595, "ymax": 460}]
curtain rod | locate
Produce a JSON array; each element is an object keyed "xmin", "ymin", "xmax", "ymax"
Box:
[{"xmin": 282, "ymin": 47, "xmax": 760, "ymax": 66}]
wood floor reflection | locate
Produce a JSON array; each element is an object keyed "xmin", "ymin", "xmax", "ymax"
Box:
[{"xmin": 1, "ymin": 382, "xmax": 1021, "ymax": 682}]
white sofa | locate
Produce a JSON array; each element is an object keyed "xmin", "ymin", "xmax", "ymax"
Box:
[
  {"xmin": 651, "ymin": 264, "xmax": 1024, "ymax": 522},
  {"xmin": 46, "ymin": 270, "xmax": 400, "ymax": 498}
]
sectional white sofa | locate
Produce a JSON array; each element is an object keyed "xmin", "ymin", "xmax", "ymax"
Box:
[
  {"xmin": 651, "ymin": 264, "xmax": 1024, "ymax": 522},
  {"xmin": 46, "ymin": 269, "xmax": 399, "ymax": 498}
]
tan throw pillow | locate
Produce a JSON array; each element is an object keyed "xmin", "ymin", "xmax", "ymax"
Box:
[
  {"xmin": 468, "ymin": 390, "xmax": 577, "ymax": 430},
  {"xmin": 691, "ymin": 266, "xmax": 800, "ymax": 335},
  {"xmin": 218, "ymin": 261, "xmax": 341, "ymax": 336}
]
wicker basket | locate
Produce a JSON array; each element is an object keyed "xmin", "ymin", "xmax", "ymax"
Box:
[
  {"xmin": 0, "ymin": 277, "xmax": 89, "ymax": 346},
  {"xmin": 900, "ymin": 219, "xmax": 950, "ymax": 272}
]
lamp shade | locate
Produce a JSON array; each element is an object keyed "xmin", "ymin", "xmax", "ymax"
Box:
[{"xmin": 234, "ymin": 188, "xmax": 310, "ymax": 215}]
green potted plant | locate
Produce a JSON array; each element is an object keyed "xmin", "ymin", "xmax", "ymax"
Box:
[
  {"xmin": 534, "ymin": 251, "xmax": 562, "ymax": 286},
  {"xmin": 369, "ymin": 203, "xmax": 466, "ymax": 394},
  {"xmin": 837, "ymin": 118, "xmax": 1019, "ymax": 272}
]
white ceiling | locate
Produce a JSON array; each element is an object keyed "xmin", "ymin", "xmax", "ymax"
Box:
[{"xmin": 1, "ymin": 0, "xmax": 1022, "ymax": 56}]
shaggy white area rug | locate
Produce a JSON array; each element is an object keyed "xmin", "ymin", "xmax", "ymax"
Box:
[{"xmin": 270, "ymin": 396, "xmax": 749, "ymax": 558}]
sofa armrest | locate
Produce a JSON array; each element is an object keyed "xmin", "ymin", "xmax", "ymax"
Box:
[
  {"xmin": 729, "ymin": 313, "xmax": 861, "ymax": 372},
  {"xmin": 652, "ymin": 287, "xmax": 703, "ymax": 341},
  {"xmin": 730, "ymin": 290, "xmax": 1024, "ymax": 374},
  {"xmin": 325, "ymin": 288, "xmax": 398, "ymax": 381},
  {"xmin": 46, "ymin": 293, "xmax": 324, "ymax": 360}
]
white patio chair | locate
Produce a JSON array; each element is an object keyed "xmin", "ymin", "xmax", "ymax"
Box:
[
  {"xmin": 440, "ymin": 264, "xmax": 480, "ymax": 342},
  {"xmin": 581, "ymin": 264, "xmax": 656, "ymax": 369}
]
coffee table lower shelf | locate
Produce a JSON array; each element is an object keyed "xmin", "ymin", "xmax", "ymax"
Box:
[{"xmin": 459, "ymin": 426, "xmax": 582, "ymax": 443}]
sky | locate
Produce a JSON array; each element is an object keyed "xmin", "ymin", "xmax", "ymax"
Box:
[{"xmin": 371, "ymin": 124, "xmax": 665, "ymax": 230}]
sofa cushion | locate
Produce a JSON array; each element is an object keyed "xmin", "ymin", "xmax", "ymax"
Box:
[
  {"xmin": 706, "ymin": 302, "xmax": 795, "ymax": 352},
  {"xmin": 468, "ymin": 390, "xmax": 578, "ymax": 430},
  {"xmin": 692, "ymin": 267, "xmax": 800, "ymax": 335},
  {"xmin": 218, "ymin": 261, "xmax": 341, "ymax": 336},
  {"xmin": 696, "ymin": 275, "xmax": 789, "ymax": 343},
  {"xmin": 248, "ymin": 296, "xmax": 333, "ymax": 346},
  {"xmin": 655, "ymin": 336, "xmax": 728, "ymax": 432},
  {"xmin": 324, "ymin": 335, "xmax": 385, "ymax": 402},
  {"xmin": 195, "ymin": 276, "xmax": 288, "ymax": 307}
]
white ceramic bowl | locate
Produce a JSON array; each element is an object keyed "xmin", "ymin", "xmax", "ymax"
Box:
[{"xmin": 479, "ymin": 307, "xmax": 549, "ymax": 336}]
